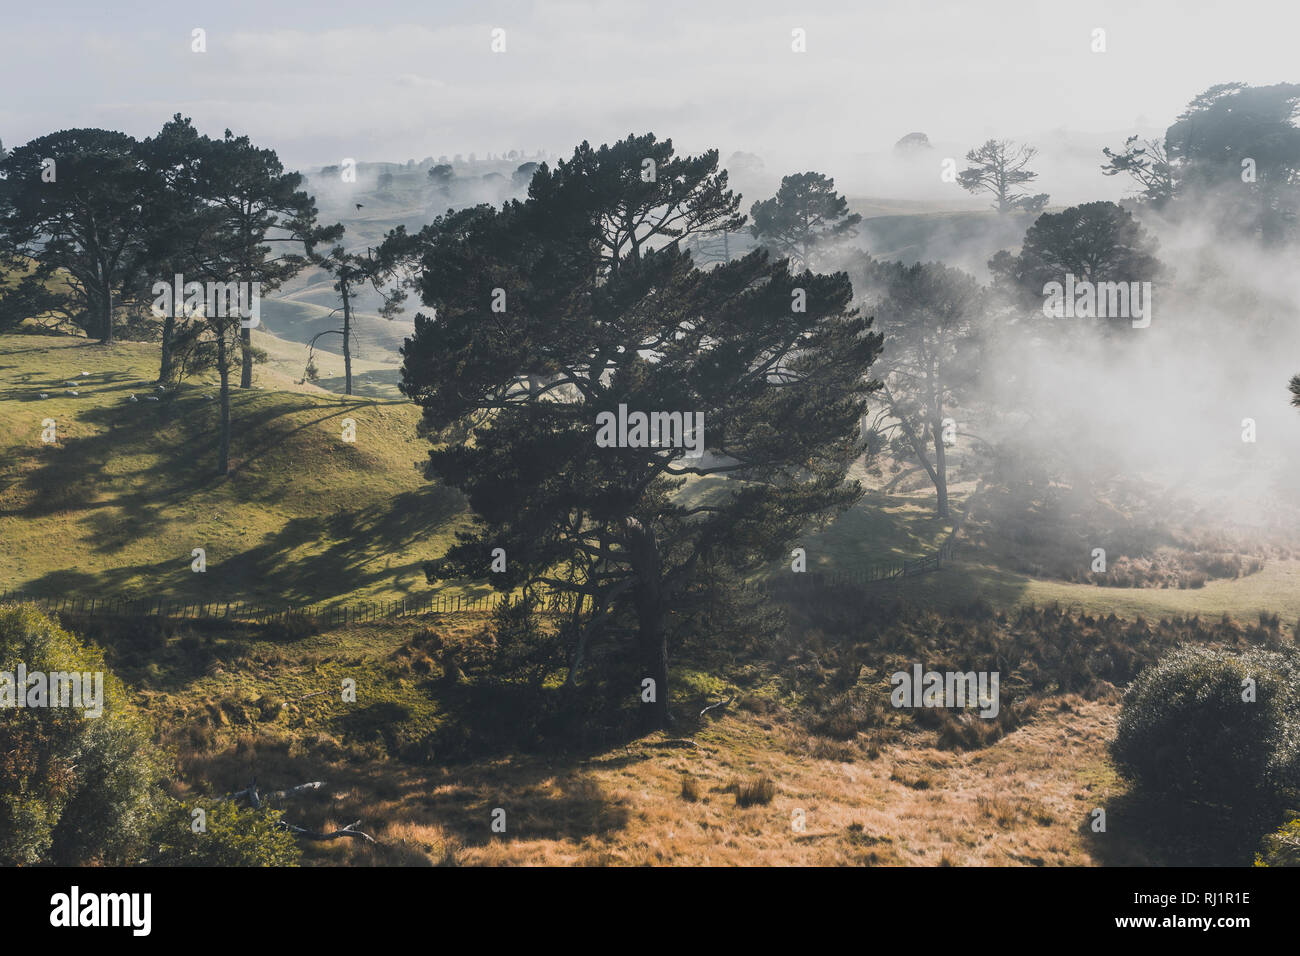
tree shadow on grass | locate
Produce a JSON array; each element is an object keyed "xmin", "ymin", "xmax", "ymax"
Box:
[
  {"xmin": 8, "ymin": 390, "xmax": 248, "ymax": 522},
  {"xmin": 313, "ymin": 369, "xmax": 402, "ymax": 399},
  {"xmin": 0, "ymin": 366, "xmax": 140, "ymax": 400},
  {"xmin": 1083, "ymin": 787, "xmax": 1271, "ymax": 866},
  {"xmin": 17, "ymin": 483, "xmax": 463, "ymax": 603},
  {"xmin": 800, "ymin": 490, "xmax": 957, "ymax": 570},
  {"xmin": 179, "ymin": 718, "xmax": 637, "ymax": 858},
  {"xmin": 413, "ymin": 769, "xmax": 632, "ymax": 848},
  {"xmin": 771, "ymin": 559, "xmax": 1033, "ymax": 629},
  {"xmin": 10, "ymin": 387, "xmax": 407, "ymax": 525},
  {"xmin": 9, "ymin": 375, "xmax": 462, "ymax": 603}
]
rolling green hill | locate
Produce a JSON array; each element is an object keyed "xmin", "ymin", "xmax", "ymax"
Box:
[
  {"xmin": 3, "ymin": 329, "xmax": 1296, "ymax": 621},
  {"xmin": 0, "ymin": 333, "xmax": 467, "ymax": 606},
  {"xmin": 4, "ymin": 329, "xmax": 1297, "ymax": 870}
]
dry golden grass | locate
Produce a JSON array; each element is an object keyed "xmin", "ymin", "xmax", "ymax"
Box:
[
  {"xmin": 679, "ymin": 775, "xmax": 701, "ymax": 802},
  {"xmin": 175, "ymin": 691, "xmax": 1139, "ymax": 866}
]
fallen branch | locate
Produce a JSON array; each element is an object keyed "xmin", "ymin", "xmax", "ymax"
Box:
[
  {"xmin": 277, "ymin": 819, "xmax": 376, "ymax": 843},
  {"xmin": 269, "ymin": 781, "xmax": 325, "ymax": 801},
  {"xmin": 699, "ymin": 695, "xmax": 735, "ymax": 718},
  {"xmin": 232, "ymin": 780, "xmax": 262, "ymax": 809},
  {"xmin": 232, "ymin": 779, "xmax": 326, "ymax": 809}
]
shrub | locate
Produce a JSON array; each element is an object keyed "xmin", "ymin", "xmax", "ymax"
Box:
[
  {"xmin": 0, "ymin": 603, "xmax": 161, "ymax": 864},
  {"xmin": 810, "ymin": 736, "xmax": 859, "ymax": 761},
  {"xmin": 807, "ymin": 683, "xmax": 888, "ymax": 740},
  {"xmin": 730, "ymin": 775, "xmax": 776, "ymax": 807},
  {"xmin": 1111, "ymin": 645, "xmax": 1300, "ymax": 820},
  {"xmin": 145, "ymin": 796, "xmax": 301, "ymax": 866},
  {"xmin": 260, "ymin": 613, "xmax": 321, "ymax": 643},
  {"xmin": 484, "ymin": 596, "xmax": 564, "ymax": 686},
  {"xmin": 680, "ymin": 776, "xmax": 700, "ymax": 802},
  {"xmin": 1255, "ymin": 816, "xmax": 1300, "ymax": 867}
]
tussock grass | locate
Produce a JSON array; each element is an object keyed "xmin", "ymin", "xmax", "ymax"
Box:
[{"xmin": 727, "ymin": 775, "xmax": 776, "ymax": 807}]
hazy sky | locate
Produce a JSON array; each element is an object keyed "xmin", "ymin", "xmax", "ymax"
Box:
[{"xmin": 3, "ymin": 0, "xmax": 1297, "ymax": 183}]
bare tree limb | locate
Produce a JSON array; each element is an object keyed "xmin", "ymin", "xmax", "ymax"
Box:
[
  {"xmin": 277, "ymin": 819, "xmax": 376, "ymax": 843},
  {"xmin": 699, "ymin": 695, "xmax": 735, "ymax": 718}
]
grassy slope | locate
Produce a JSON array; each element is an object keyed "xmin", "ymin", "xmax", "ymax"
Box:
[
  {"xmin": 100, "ymin": 603, "xmax": 1132, "ymax": 866},
  {"xmin": 176, "ymin": 700, "xmax": 1128, "ymax": 866},
  {"xmin": 0, "ymin": 333, "xmax": 468, "ymax": 606},
  {"xmin": 5, "ymin": 331, "xmax": 1296, "ymax": 866},
  {"xmin": 813, "ymin": 517, "xmax": 1300, "ymax": 624},
  {"xmin": 7, "ymin": 328, "xmax": 1292, "ymax": 618},
  {"xmin": 256, "ymin": 293, "xmax": 411, "ymax": 368},
  {"xmin": 253, "ymin": 328, "xmax": 404, "ymax": 400}
]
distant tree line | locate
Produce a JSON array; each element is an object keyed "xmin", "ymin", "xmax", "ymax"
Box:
[{"xmin": 0, "ymin": 116, "xmax": 343, "ymax": 474}]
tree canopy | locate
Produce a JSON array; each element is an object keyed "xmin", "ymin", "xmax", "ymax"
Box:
[
  {"xmin": 0, "ymin": 129, "xmax": 162, "ymax": 342},
  {"xmin": 396, "ymin": 134, "xmax": 883, "ymax": 727},
  {"xmin": 957, "ymin": 139, "xmax": 1049, "ymax": 214},
  {"xmin": 1104, "ymin": 83, "xmax": 1300, "ymax": 241},
  {"xmin": 988, "ymin": 201, "xmax": 1165, "ymax": 316},
  {"xmin": 865, "ymin": 259, "xmax": 984, "ymax": 518},
  {"xmin": 749, "ymin": 171, "xmax": 861, "ymax": 269}
]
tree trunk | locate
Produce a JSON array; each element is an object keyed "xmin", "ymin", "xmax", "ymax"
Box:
[
  {"xmin": 158, "ymin": 313, "xmax": 176, "ymax": 384},
  {"xmin": 627, "ymin": 520, "xmax": 670, "ymax": 731},
  {"xmin": 240, "ymin": 235, "xmax": 254, "ymax": 387},
  {"xmin": 341, "ymin": 280, "xmax": 353, "ymax": 396},
  {"xmin": 217, "ymin": 330, "xmax": 231, "ymax": 476},
  {"xmin": 101, "ymin": 286, "xmax": 114, "ymax": 345},
  {"xmin": 888, "ymin": 386, "xmax": 946, "ymax": 520},
  {"xmin": 931, "ymin": 421, "xmax": 949, "ymax": 519},
  {"xmin": 636, "ymin": 584, "xmax": 669, "ymax": 731},
  {"xmin": 240, "ymin": 325, "xmax": 252, "ymax": 388}
]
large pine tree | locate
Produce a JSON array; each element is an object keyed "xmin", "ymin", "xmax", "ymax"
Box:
[
  {"xmin": 0, "ymin": 129, "xmax": 161, "ymax": 342},
  {"xmin": 397, "ymin": 134, "xmax": 884, "ymax": 728}
]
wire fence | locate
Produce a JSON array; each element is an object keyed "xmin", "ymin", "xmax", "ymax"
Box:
[
  {"xmin": 0, "ymin": 588, "xmax": 578, "ymax": 625},
  {"xmin": 1, "ymin": 514, "xmax": 965, "ymax": 624}
]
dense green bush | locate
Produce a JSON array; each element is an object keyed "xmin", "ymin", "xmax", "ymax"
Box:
[
  {"xmin": 1111, "ymin": 645, "xmax": 1300, "ymax": 819},
  {"xmin": 145, "ymin": 796, "xmax": 301, "ymax": 866},
  {"xmin": 1255, "ymin": 816, "xmax": 1300, "ymax": 866},
  {"xmin": 483, "ymin": 596, "xmax": 565, "ymax": 686},
  {"xmin": 0, "ymin": 603, "xmax": 159, "ymax": 864}
]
